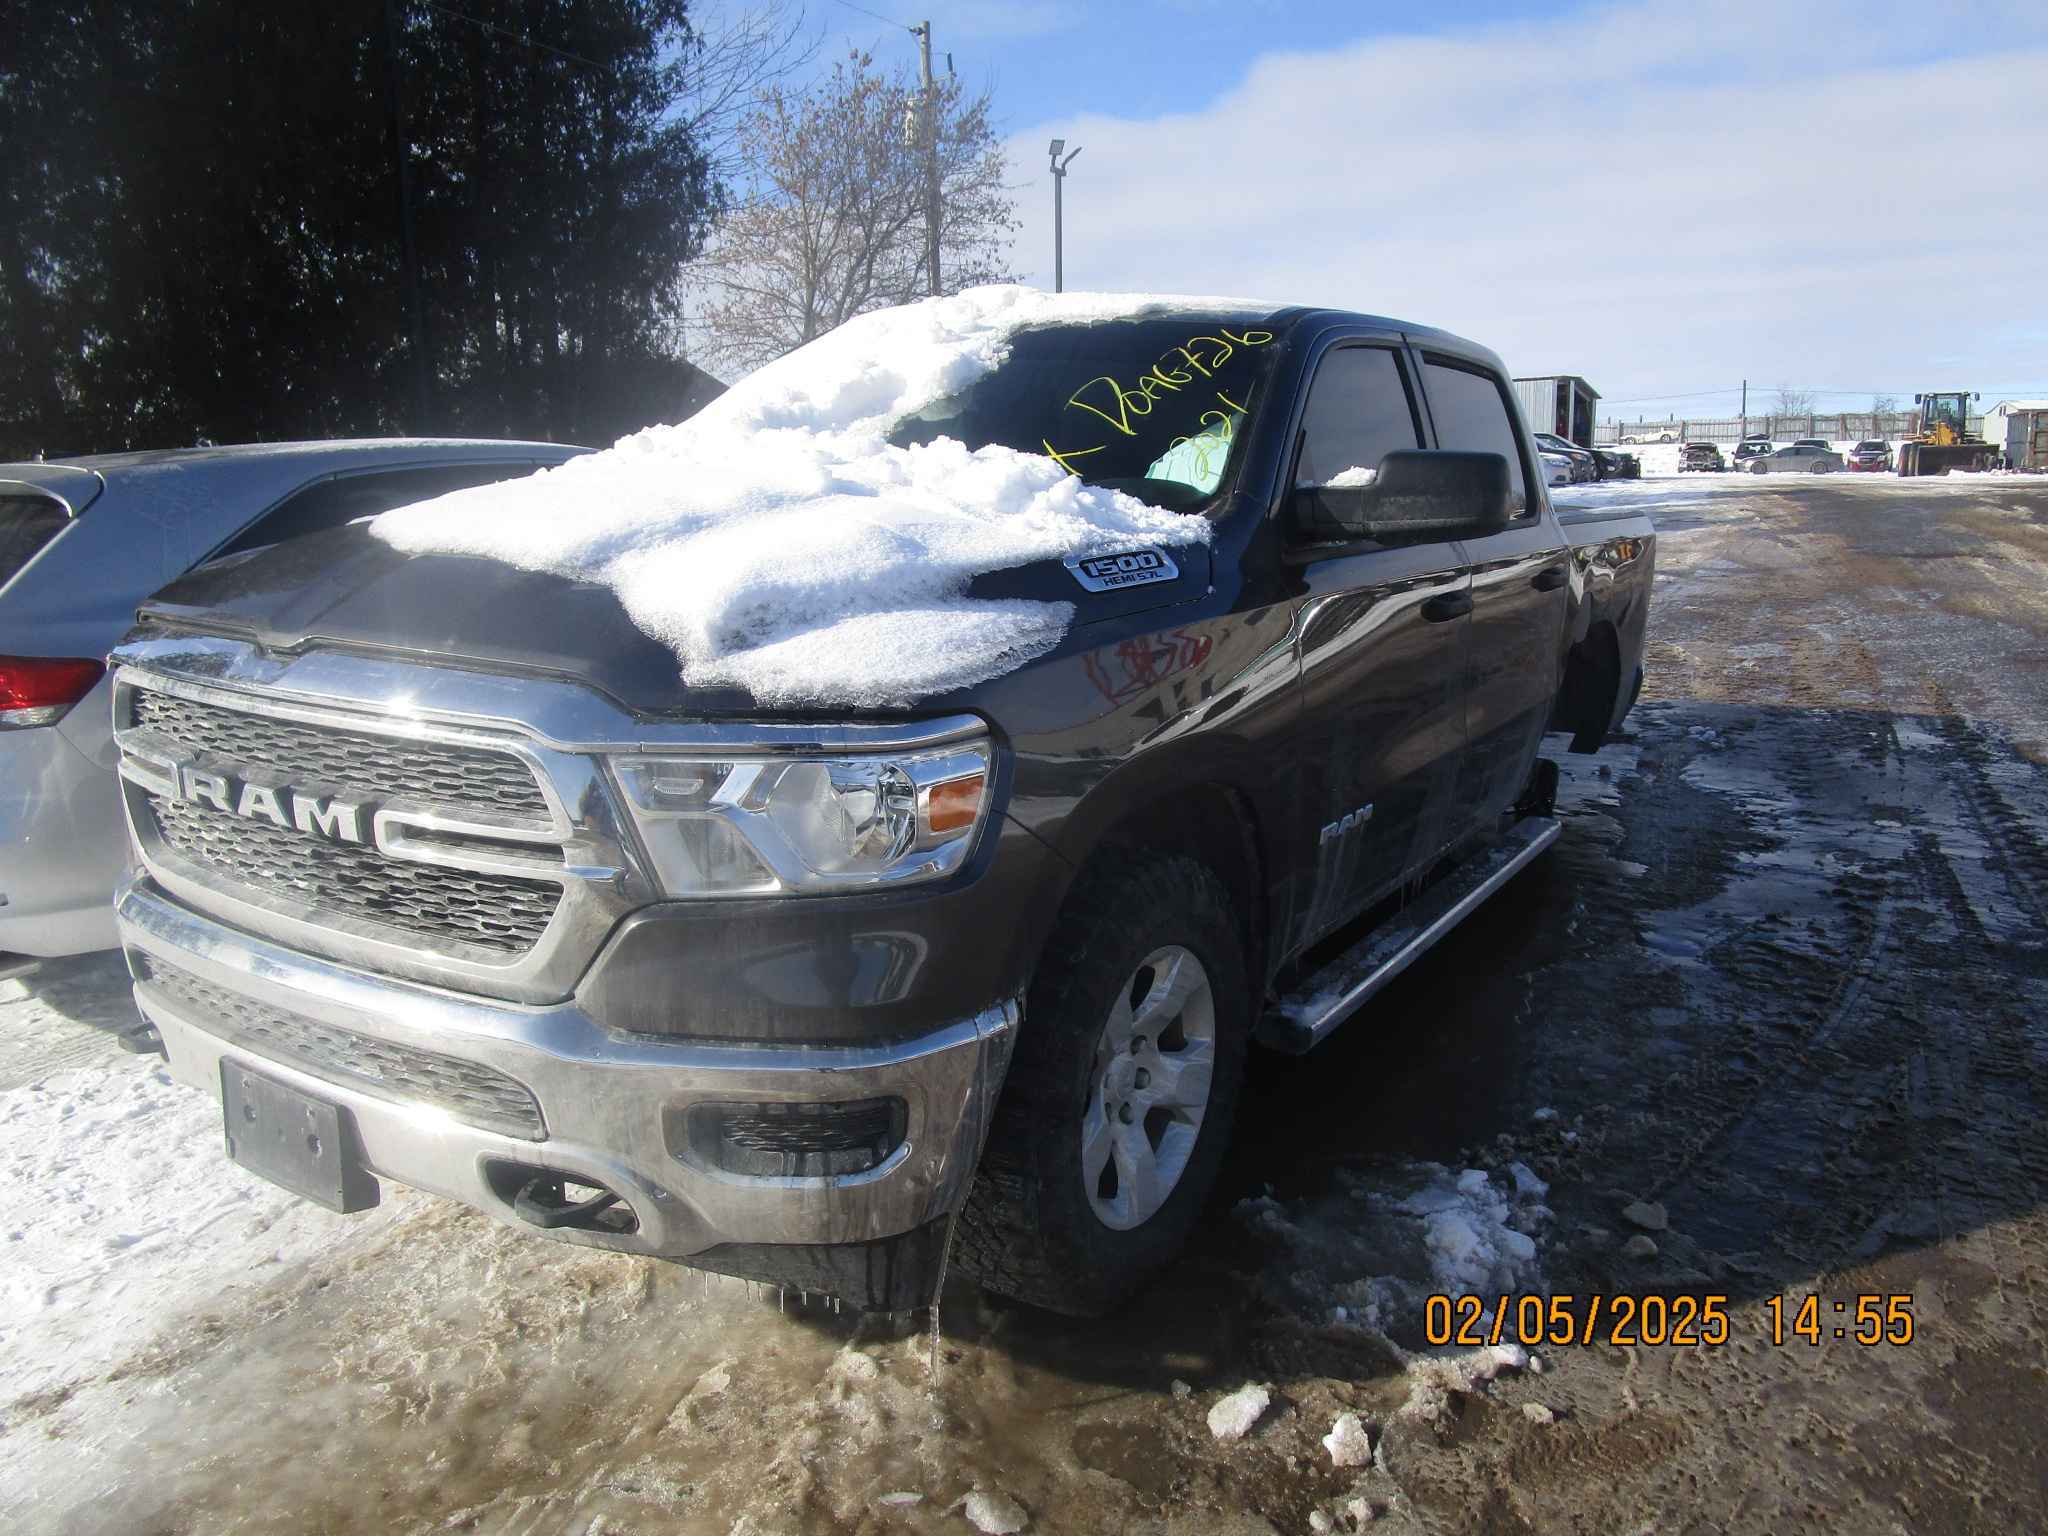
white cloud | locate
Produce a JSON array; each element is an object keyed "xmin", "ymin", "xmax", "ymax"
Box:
[{"xmin": 1003, "ymin": 0, "xmax": 2048, "ymax": 412}]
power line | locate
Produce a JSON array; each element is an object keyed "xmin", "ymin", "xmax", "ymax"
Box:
[
  {"xmin": 421, "ymin": 0, "xmax": 606, "ymax": 70},
  {"xmin": 827, "ymin": 0, "xmax": 918, "ymax": 33},
  {"xmin": 1600, "ymin": 387, "xmax": 1747, "ymax": 404}
]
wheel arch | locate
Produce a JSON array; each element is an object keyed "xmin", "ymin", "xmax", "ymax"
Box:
[
  {"xmin": 1036, "ymin": 764, "xmax": 1273, "ymax": 995},
  {"xmin": 1552, "ymin": 618, "xmax": 1625, "ymax": 752}
]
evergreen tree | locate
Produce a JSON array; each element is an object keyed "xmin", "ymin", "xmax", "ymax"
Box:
[{"xmin": 0, "ymin": 0, "xmax": 723, "ymax": 456}]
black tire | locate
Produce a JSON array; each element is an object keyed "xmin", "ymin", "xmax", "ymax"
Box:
[{"xmin": 955, "ymin": 853, "xmax": 1249, "ymax": 1316}]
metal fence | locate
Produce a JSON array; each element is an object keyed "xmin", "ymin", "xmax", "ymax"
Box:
[{"xmin": 1595, "ymin": 412, "xmax": 1984, "ymax": 445}]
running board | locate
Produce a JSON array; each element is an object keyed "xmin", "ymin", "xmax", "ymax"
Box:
[{"xmin": 1257, "ymin": 816, "xmax": 1561, "ymax": 1055}]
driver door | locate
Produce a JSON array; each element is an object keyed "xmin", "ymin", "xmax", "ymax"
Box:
[{"xmin": 1285, "ymin": 342, "xmax": 1472, "ymax": 953}]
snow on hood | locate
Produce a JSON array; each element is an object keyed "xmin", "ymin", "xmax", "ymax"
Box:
[{"xmin": 373, "ymin": 285, "xmax": 1268, "ymax": 708}]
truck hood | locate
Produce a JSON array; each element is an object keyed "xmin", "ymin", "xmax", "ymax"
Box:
[{"xmin": 133, "ymin": 520, "xmax": 1211, "ymax": 718}]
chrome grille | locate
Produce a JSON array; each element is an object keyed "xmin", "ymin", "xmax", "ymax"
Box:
[
  {"xmin": 147, "ymin": 790, "xmax": 559, "ymax": 954},
  {"xmin": 135, "ymin": 955, "xmax": 545, "ymax": 1141},
  {"xmin": 130, "ymin": 688, "xmax": 549, "ymax": 819}
]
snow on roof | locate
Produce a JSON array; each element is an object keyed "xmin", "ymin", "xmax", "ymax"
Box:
[{"xmin": 374, "ymin": 285, "xmax": 1269, "ymax": 708}]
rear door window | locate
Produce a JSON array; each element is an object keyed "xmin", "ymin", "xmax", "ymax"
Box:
[
  {"xmin": 0, "ymin": 494, "xmax": 70, "ymax": 587},
  {"xmin": 1420, "ymin": 358, "xmax": 1530, "ymax": 515},
  {"xmin": 1293, "ymin": 346, "xmax": 1422, "ymax": 490},
  {"xmin": 213, "ymin": 460, "xmax": 544, "ymax": 560}
]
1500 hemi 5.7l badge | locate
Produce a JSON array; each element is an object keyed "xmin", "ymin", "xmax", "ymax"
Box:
[{"xmin": 1064, "ymin": 548, "xmax": 1180, "ymax": 593}]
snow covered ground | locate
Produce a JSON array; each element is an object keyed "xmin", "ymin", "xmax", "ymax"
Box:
[
  {"xmin": 0, "ymin": 960, "xmax": 419, "ymax": 1408},
  {"xmin": 6, "ymin": 459, "xmax": 2048, "ymax": 1534}
]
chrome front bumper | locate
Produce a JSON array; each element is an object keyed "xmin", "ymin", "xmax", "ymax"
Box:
[{"xmin": 117, "ymin": 880, "xmax": 1016, "ymax": 1258}]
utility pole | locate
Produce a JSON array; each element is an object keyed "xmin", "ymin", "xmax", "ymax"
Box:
[
  {"xmin": 913, "ymin": 21, "xmax": 941, "ymax": 296},
  {"xmin": 382, "ymin": 0, "xmax": 430, "ymax": 429},
  {"xmin": 1048, "ymin": 139, "xmax": 1081, "ymax": 292},
  {"xmin": 1740, "ymin": 378, "xmax": 1747, "ymax": 438}
]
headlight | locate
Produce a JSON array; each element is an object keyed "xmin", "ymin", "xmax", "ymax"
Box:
[{"xmin": 607, "ymin": 738, "xmax": 993, "ymax": 897}]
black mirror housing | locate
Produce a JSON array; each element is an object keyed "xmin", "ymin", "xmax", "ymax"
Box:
[{"xmin": 1293, "ymin": 450, "xmax": 1513, "ymax": 542}]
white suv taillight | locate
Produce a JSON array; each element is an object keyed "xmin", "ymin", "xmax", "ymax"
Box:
[{"xmin": 0, "ymin": 655, "xmax": 106, "ymax": 728}]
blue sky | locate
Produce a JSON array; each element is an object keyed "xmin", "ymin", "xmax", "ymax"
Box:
[
  {"xmin": 717, "ymin": 0, "xmax": 2048, "ymax": 419},
  {"xmin": 811, "ymin": 0, "xmax": 1548, "ymax": 124}
]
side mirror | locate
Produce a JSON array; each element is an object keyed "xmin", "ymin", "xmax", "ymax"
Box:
[{"xmin": 1293, "ymin": 450, "xmax": 1513, "ymax": 542}]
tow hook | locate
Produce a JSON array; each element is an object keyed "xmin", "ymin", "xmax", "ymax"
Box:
[{"xmin": 512, "ymin": 1173, "xmax": 625, "ymax": 1231}]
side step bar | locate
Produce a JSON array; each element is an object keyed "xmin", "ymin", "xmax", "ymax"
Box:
[{"xmin": 1257, "ymin": 816, "xmax": 1561, "ymax": 1055}]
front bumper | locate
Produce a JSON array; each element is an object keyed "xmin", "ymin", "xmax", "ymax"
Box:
[{"xmin": 118, "ymin": 879, "xmax": 1016, "ymax": 1265}]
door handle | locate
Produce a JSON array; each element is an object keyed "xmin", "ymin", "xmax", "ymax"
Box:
[
  {"xmin": 1420, "ymin": 590, "xmax": 1472, "ymax": 623},
  {"xmin": 1532, "ymin": 565, "xmax": 1568, "ymax": 592}
]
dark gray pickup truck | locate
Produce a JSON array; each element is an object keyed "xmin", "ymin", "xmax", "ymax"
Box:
[{"xmin": 108, "ymin": 297, "xmax": 1653, "ymax": 1315}]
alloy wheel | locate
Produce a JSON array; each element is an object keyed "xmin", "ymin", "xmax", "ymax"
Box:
[{"xmin": 1081, "ymin": 945, "xmax": 1217, "ymax": 1230}]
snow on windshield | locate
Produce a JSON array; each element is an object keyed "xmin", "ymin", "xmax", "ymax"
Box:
[{"xmin": 373, "ymin": 285, "xmax": 1267, "ymax": 708}]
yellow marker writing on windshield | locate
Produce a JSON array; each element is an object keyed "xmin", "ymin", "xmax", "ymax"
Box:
[{"xmin": 1042, "ymin": 440, "xmax": 1108, "ymax": 476}]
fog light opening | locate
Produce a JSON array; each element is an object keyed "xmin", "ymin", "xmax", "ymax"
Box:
[{"xmin": 675, "ymin": 1097, "xmax": 908, "ymax": 1179}]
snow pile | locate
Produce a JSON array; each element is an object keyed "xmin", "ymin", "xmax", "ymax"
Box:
[
  {"xmin": 1207, "ymin": 1381, "xmax": 1272, "ymax": 1441},
  {"xmin": 1397, "ymin": 1166, "xmax": 1543, "ymax": 1294},
  {"xmin": 1233, "ymin": 1160, "xmax": 1551, "ymax": 1340},
  {"xmin": 1397, "ymin": 1343, "xmax": 1530, "ymax": 1425},
  {"xmin": 962, "ymin": 1489, "xmax": 1029, "ymax": 1533},
  {"xmin": 373, "ymin": 285, "xmax": 1254, "ymax": 707},
  {"xmin": 0, "ymin": 1055, "xmax": 412, "ymax": 1404},
  {"xmin": 1323, "ymin": 1411, "xmax": 1374, "ymax": 1467}
]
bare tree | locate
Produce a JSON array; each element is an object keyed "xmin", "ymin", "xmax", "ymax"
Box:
[
  {"xmin": 1772, "ymin": 385, "xmax": 1816, "ymax": 417},
  {"xmin": 690, "ymin": 50, "xmax": 1018, "ymax": 376},
  {"xmin": 674, "ymin": 1, "xmax": 817, "ymax": 186}
]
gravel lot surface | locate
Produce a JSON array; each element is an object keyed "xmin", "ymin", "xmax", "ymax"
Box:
[{"xmin": 5, "ymin": 474, "xmax": 2046, "ymax": 1535}]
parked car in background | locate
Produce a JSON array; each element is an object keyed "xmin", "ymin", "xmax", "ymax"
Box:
[
  {"xmin": 1747, "ymin": 442, "xmax": 1843, "ymax": 474},
  {"xmin": 1680, "ymin": 441, "xmax": 1726, "ymax": 471},
  {"xmin": 1532, "ymin": 432, "xmax": 1596, "ymax": 482},
  {"xmin": 1733, "ymin": 436, "xmax": 1775, "ymax": 467},
  {"xmin": 1847, "ymin": 440, "xmax": 1892, "ymax": 472},
  {"xmin": 1590, "ymin": 446, "xmax": 1640, "ymax": 480},
  {"xmin": 1619, "ymin": 430, "xmax": 1678, "ymax": 444},
  {"xmin": 0, "ymin": 439, "xmax": 588, "ymax": 961},
  {"xmin": 1791, "ymin": 438, "xmax": 1833, "ymax": 451},
  {"xmin": 1539, "ymin": 450, "xmax": 1574, "ymax": 486}
]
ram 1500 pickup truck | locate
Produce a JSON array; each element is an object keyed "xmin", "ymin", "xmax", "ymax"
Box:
[{"xmin": 108, "ymin": 293, "xmax": 1653, "ymax": 1316}]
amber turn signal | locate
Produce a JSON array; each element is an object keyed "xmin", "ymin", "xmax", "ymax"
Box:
[{"xmin": 923, "ymin": 773, "xmax": 986, "ymax": 837}]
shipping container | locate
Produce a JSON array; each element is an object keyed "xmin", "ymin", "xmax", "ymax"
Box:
[
  {"xmin": 1512, "ymin": 375, "xmax": 1600, "ymax": 448},
  {"xmin": 2005, "ymin": 409, "xmax": 2048, "ymax": 471}
]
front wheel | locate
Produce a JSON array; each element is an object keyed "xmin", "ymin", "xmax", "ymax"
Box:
[{"xmin": 956, "ymin": 853, "xmax": 1249, "ymax": 1315}]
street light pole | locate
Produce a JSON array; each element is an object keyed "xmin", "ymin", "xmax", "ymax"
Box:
[{"xmin": 1048, "ymin": 139, "xmax": 1081, "ymax": 292}]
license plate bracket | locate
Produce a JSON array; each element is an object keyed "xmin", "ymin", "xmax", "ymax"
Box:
[{"xmin": 222, "ymin": 1062, "xmax": 380, "ymax": 1213}]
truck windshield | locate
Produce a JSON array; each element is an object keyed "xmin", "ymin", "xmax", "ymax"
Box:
[{"xmin": 889, "ymin": 312, "xmax": 1288, "ymax": 512}]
